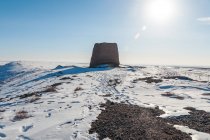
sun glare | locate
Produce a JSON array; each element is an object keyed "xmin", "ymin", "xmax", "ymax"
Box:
[{"xmin": 145, "ymin": 0, "xmax": 176, "ymax": 24}]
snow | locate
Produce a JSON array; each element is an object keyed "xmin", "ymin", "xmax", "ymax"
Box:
[
  {"xmin": 174, "ymin": 125, "xmax": 210, "ymax": 140},
  {"xmin": 0, "ymin": 61, "xmax": 210, "ymax": 140}
]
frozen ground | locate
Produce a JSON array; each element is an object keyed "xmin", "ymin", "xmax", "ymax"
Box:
[{"xmin": 0, "ymin": 61, "xmax": 210, "ymax": 140}]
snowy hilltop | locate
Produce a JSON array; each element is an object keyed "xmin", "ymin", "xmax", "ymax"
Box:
[{"xmin": 0, "ymin": 61, "xmax": 210, "ymax": 140}]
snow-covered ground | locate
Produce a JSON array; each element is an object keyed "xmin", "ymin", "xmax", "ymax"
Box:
[{"xmin": 0, "ymin": 61, "xmax": 210, "ymax": 140}]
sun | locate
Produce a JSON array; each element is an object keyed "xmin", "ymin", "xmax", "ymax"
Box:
[{"xmin": 145, "ymin": 0, "xmax": 176, "ymax": 24}]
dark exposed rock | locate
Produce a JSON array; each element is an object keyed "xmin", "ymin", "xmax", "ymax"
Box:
[
  {"xmin": 19, "ymin": 92, "xmax": 41, "ymax": 99},
  {"xmin": 133, "ymin": 77, "xmax": 163, "ymax": 84},
  {"xmin": 202, "ymin": 93, "xmax": 210, "ymax": 96},
  {"xmin": 18, "ymin": 83, "xmax": 61, "ymax": 102},
  {"xmin": 161, "ymin": 92, "xmax": 185, "ymax": 100},
  {"xmin": 60, "ymin": 77, "xmax": 74, "ymax": 80},
  {"xmin": 74, "ymin": 87, "xmax": 83, "ymax": 93},
  {"xmin": 108, "ymin": 79, "xmax": 122, "ymax": 87},
  {"xmin": 54, "ymin": 65, "xmax": 68, "ymax": 70},
  {"xmin": 89, "ymin": 101, "xmax": 191, "ymax": 140},
  {"xmin": 166, "ymin": 108, "xmax": 210, "ymax": 134},
  {"xmin": 183, "ymin": 107, "xmax": 196, "ymax": 111},
  {"xmin": 41, "ymin": 86, "xmax": 56, "ymax": 93},
  {"xmin": 51, "ymin": 83, "xmax": 62, "ymax": 88},
  {"xmin": 0, "ymin": 109, "xmax": 5, "ymax": 112},
  {"xmin": 12, "ymin": 110, "xmax": 32, "ymax": 122},
  {"xmin": 163, "ymin": 76, "xmax": 193, "ymax": 81},
  {"xmin": 100, "ymin": 94, "xmax": 112, "ymax": 97}
]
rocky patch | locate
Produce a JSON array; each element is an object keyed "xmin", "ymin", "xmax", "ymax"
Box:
[
  {"xmin": 12, "ymin": 110, "xmax": 32, "ymax": 122},
  {"xmin": 163, "ymin": 76, "xmax": 193, "ymax": 81},
  {"xmin": 161, "ymin": 92, "xmax": 185, "ymax": 100},
  {"xmin": 165, "ymin": 107, "xmax": 210, "ymax": 134},
  {"xmin": 133, "ymin": 77, "xmax": 163, "ymax": 84},
  {"xmin": 89, "ymin": 101, "xmax": 191, "ymax": 140}
]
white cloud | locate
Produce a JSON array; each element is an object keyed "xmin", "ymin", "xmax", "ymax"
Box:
[
  {"xmin": 134, "ymin": 32, "xmax": 140, "ymax": 40},
  {"xmin": 197, "ymin": 17, "xmax": 210, "ymax": 24}
]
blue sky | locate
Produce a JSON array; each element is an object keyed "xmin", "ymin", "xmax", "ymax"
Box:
[{"xmin": 0, "ymin": 0, "xmax": 210, "ymax": 66}]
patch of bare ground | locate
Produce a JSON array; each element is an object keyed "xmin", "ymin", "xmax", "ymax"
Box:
[
  {"xmin": 51, "ymin": 82, "xmax": 62, "ymax": 88},
  {"xmin": 89, "ymin": 101, "xmax": 191, "ymax": 140},
  {"xmin": 100, "ymin": 94, "xmax": 112, "ymax": 97},
  {"xmin": 108, "ymin": 79, "xmax": 122, "ymax": 87},
  {"xmin": 86, "ymin": 75, "xmax": 92, "ymax": 77},
  {"xmin": 28, "ymin": 96, "xmax": 41, "ymax": 103},
  {"xmin": 19, "ymin": 93, "xmax": 41, "ymax": 103},
  {"xmin": 0, "ymin": 109, "xmax": 5, "ymax": 120},
  {"xmin": 165, "ymin": 107, "xmax": 210, "ymax": 134},
  {"xmin": 202, "ymin": 93, "xmax": 210, "ymax": 96},
  {"xmin": 38, "ymin": 83, "xmax": 62, "ymax": 93},
  {"xmin": 133, "ymin": 77, "xmax": 163, "ymax": 84},
  {"xmin": 42, "ymin": 86, "xmax": 57, "ymax": 92},
  {"xmin": 60, "ymin": 77, "xmax": 74, "ymax": 80},
  {"xmin": 161, "ymin": 92, "xmax": 185, "ymax": 100},
  {"xmin": 17, "ymin": 83, "xmax": 62, "ymax": 103},
  {"xmin": 74, "ymin": 87, "xmax": 83, "ymax": 93},
  {"xmin": 12, "ymin": 110, "xmax": 32, "ymax": 122},
  {"xmin": 201, "ymin": 97, "xmax": 210, "ymax": 101},
  {"xmin": 163, "ymin": 76, "xmax": 193, "ymax": 81},
  {"xmin": 18, "ymin": 86, "xmax": 56, "ymax": 101},
  {"xmin": 0, "ymin": 109, "xmax": 5, "ymax": 112},
  {"xmin": 19, "ymin": 92, "xmax": 42, "ymax": 99},
  {"xmin": 0, "ymin": 98, "xmax": 4, "ymax": 102}
]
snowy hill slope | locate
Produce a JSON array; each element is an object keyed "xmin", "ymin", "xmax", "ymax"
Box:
[
  {"xmin": 0, "ymin": 62, "xmax": 34, "ymax": 83},
  {"xmin": 0, "ymin": 61, "xmax": 210, "ymax": 140}
]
